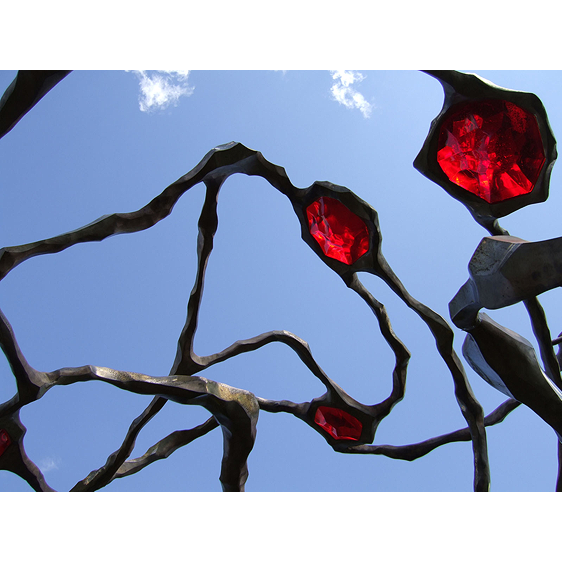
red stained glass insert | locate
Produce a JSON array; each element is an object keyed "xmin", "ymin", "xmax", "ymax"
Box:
[
  {"xmin": 306, "ymin": 197, "xmax": 370, "ymax": 265},
  {"xmin": 0, "ymin": 429, "xmax": 11, "ymax": 456},
  {"xmin": 437, "ymin": 99, "xmax": 545, "ymax": 204},
  {"xmin": 314, "ymin": 406, "xmax": 363, "ymax": 440}
]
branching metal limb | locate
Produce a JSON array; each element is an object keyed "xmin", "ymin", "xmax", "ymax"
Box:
[
  {"xmin": 168, "ymin": 156, "xmax": 313, "ymax": 379},
  {"xmin": 197, "ymin": 330, "xmax": 334, "ymax": 389},
  {"xmin": 344, "ymin": 398, "xmax": 520, "ymax": 461},
  {"xmin": 346, "ymin": 274, "xmax": 410, "ymax": 417},
  {"xmin": 113, "ymin": 417, "xmax": 220, "ymax": 480},
  {"xmin": 0, "ymin": 307, "xmax": 55, "ymax": 490},
  {"xmin": 1, "ymin": 68, "xmax": 555, "ymax": 493},
  {"xmin": 45, "ymin": 365, "xmax": 259, "ymax": 491},
  {"xmin": 257, "ymin": 397, "xmax": 308, "ymax": 416},
  {"xmin": 0, "ymin": 411, "xmax": 55, "ymax": 491},
  {"xmin": 0, "ymin": 307, "xmax": 52, "ymax": 410},
  {"xmin": 170, "ymin": 176, "xmax": 225, "ymax": 376},
  {"xmin": 70, "ymin": 396, "xmax": 168, "ymax": 492},
  {"xmin": 11, "ymin": 456, "xmax": 55, "ymax": 491},
  {"xmin": 524, "ymin": 297, "xmax": 562, "ymax": 389},
  {"xmin": 0, "ymin": 143, "xmax": 262, "ymax": 283},
  {"xmin": 374, "ymin": 253, "xmax": 490, "ymax": 491},
  {"xmin": 0, "ymin": 70, "xmax": 71, "ymax": 140},
  {"xmin": 0, "ymin": 132, "xmax": 524, "ymax": 490}
]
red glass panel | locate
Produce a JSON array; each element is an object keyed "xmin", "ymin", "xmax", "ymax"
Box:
[
  {"xmin": 306, "ymin": 197, "xmax": 369, "ymax": 265},
  {"xmin": 437, "ymin": 99, "xmax": 545, "ymax": 204},
  {"xmin": 0, "ymin": 429, "xmax": 11, "ymax": 456},
  {"xmin": 314, "ymin": 406, "xmax": 363, "ymax": 440}
]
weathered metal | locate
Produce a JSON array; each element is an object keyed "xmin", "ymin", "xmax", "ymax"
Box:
[{"xmin": 1, "ymin": 69, "xmax": 560, "ymax": 492}]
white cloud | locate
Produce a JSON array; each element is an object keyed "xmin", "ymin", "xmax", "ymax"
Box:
[
  {"xmin": 329, "ymin": 70, "xmax": 373, "ymax": 118},
  {"xmin": 129, "ymin": 70, "xmax": 194, "ymax": 112},
  {"xmin": 39, "ymin": 456, "xmax": 61, "ymax": 473}
]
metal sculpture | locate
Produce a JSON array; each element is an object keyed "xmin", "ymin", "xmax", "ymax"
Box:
[{"xmin": 0, "ymin": 69, "xmax": 559, "ymax": 491}]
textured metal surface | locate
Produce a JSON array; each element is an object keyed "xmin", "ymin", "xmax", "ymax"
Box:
[
  {"xmin": 463, "ymin": 313, "xmax": 562, "ymax": 439},
  {"xmin": 450, "ymin": 234, "xmax": 562, "ymax": 328},
  {"xmin": 0, "ymin": 138, "xmax": 490, "ymax": 490},
  {"xmin": 2, "ymin": 69, "xmax": 561, "ymax": 491}
]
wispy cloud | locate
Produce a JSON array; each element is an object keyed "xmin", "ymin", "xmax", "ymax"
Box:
[
  {"xmin": 39, "ymin": 456, "xmax": 61, "ymax": 473},
  {"xmin": 128, "ymin": 70, "xmax": 194, "ymax": 112},
  {"xmin": 329, "ymin": 70, "xmax": 373, "ymax": 118}
]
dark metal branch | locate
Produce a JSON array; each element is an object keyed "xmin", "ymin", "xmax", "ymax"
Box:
[
  {"xmin": 0, "ymin": 138, "xmax": 518, "ymax": 491},
  {"xmin": 375, "ymin": 253, "xmax": 490, "ymax": 491},
  {"xmin": 0, "ymin": 411, "xmax": 55, "ymax": 491},
  {"xmin": 12, "ymin": 457, "xmax": 55, "ymax": 491},
  {"xmin": 113, "ymin": 417, "xmax": 220, "ymax": 480},
  {"xmin": 524, "ymin": 297, "xmax": 562, "ymax": 389},
  {"xmin": 197, "ymin": 330, "xmax": 334, "ymax": 388},
  {"xmin": 345, "ymin": 398, "xmax": 519, "ymax": 461},
  {"xmin": 0, "ymin": 66, "xmax": 550, "ymax": 493},
  {"xmin": 47, "ymin": 365, "xmax": 259, "ymax": 491},
  {"xmin": 0, "ymin": 307, "xmax": 52, "ymax": 408},
  {"xmin": 70, "ymin": 396, "xmax": 168, "ymax": 492},
  {"xmin": 256, "ymin": 397, "xmax": 308, "ymax": 415},
  {"xmin": 0, "ymin": 70, "xmax": 71, "ymax": 140},
  {"xmin": 0, "ymin": 143, "xmax": 262, "ymax": 283},
  {"xmin": 347, "ymin": 274, "xmax": 411, "ymax": 417},
  {"xmin": 170, "ymin": 177, "xmax": 225, "ymax": 376}
]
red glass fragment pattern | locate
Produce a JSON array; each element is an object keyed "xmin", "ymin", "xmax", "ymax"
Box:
[
  {"xmin": 437, "ymin": 99, "xmax": 545, "ymax": 204},
  {"xmin": 306, "ymin": 197, "xmax": 370, "ymax": 265},
  {"xmin": 0, "ymin": 429, "xmax": 11, "ymax": 456},
  {"xmin": 314, "ymin": 406, "xmax": 363, "ymax": 440}
]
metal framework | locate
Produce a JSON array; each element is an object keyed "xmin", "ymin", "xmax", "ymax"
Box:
[{"xmin": 0, "ymin": 70, "xmax": 560, "ymax": 491}]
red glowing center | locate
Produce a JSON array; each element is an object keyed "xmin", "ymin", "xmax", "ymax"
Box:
[
  {"xmin": 0, "ymin": 429, "xmax": 11, "ymax": 456},
  {"xmin": 437, "ymin": 99, "xmax": 545, "ymax": 204},
  {"xmin": 314, "ymin": 406, "xmax": 363, "ymax": 440},
  {"xmin": 306, "ymin": 197, "xmax": 369, "ymax": 265}
]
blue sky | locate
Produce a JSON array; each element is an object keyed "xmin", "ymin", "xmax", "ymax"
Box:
[{"xmin": 1, "ymin": 69, "xmax": 562, "ymax": 492}]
